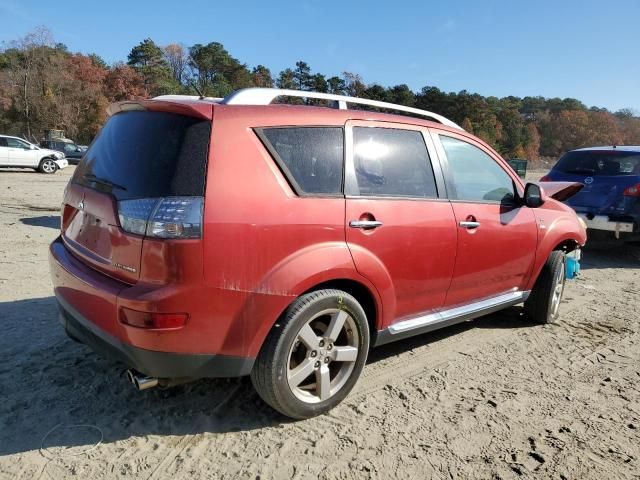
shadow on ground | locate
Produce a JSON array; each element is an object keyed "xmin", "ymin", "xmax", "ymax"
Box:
[
  {"xmin": 581, "ymin": 243, "xmax": 640, "ymax": 270},
  {"xmin": 20, "ymin": 215, "xmax": 60, "ymax": 229},
  {"xmin": 0, "ymin": 294, "xmax": 541, "ymax": 457}
]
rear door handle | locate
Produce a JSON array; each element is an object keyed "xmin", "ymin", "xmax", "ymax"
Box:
[
  {"xmin": 459, "ymin": 221, "xmax": 480, "ymax": 229},
  {"xmin": 349, "ymin": 220, "xmax": 383, "ymax": 229}
]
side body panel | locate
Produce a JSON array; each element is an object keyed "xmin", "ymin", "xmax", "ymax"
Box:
[
  {"xmin": 343, "ymin": 120, "xmax": 457, "ymax": 328},
  {"xmin": 429, "ymin": 128, "xmax": 538, "ymax": 306}
]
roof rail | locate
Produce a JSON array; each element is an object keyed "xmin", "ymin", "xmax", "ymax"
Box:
[
  {"xmin": 221, "ymin": 88, "xmax": 462, "ymax": 130},
  {"xmin": 153, "ymin": 95, "xmax": 223, "ymax": 102}
]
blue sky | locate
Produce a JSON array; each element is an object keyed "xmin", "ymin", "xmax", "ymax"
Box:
[{"xmin": 2, "ymin": 0, "xmax": 639, "ymax": 112}]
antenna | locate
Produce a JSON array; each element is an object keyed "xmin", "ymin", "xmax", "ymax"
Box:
[{"xmin": 189, "ymin": 81, "xmax": 205, "ymax": 100}]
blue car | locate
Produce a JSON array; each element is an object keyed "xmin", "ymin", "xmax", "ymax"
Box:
[{"xmin": 542, "ymin": 146, "xmax": 640, "ymax": 243}]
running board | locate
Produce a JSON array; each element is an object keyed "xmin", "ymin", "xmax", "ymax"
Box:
[{"xmin": 374, "ymin": 290, "xmax": 530, "ymax": 346}]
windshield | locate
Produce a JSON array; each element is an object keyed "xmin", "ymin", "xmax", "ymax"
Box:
[
  {"xmin": 555, "ymin": 150, "xmax": 640, "ymax": 176},
  {"xmin": 73, "ymin": 110, "xmax": 211, "ymax": 200}
]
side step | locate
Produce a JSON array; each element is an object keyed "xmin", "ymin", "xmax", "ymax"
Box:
[{"xmin": 374, "ymin": 290, "xmax": 529, "ymax": 346}]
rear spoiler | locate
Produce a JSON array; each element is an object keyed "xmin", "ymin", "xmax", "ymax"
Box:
[
  {"xmin": 106, "ymin": 99, "xmax": 213, "ymax": 120},
  {"xmin": 537, "ymin": 181, "xmax": 584, "ymax": 202}
]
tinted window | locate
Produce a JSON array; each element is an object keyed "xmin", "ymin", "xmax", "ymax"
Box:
[
  {"xmin": 260, "ymin": 127, "xmax": 343, "ymax": 195},
  {"xmin": 74, "ymin": 111, "xmax": 211, "ymax": 201},
  {"xmin": 352, "ymin": 127, "xmax": 437, "ymax": 198},
  {"xmin": 440, "ymin": 136, "xmax": 515, "ymax": 203},
  {"xmin": 0, "ymin": 138, "xmax": 7, "ymax": 147},
  {"xmin": 555, "ymin": 150, "xmax": 640, "ymax": 176},
  {"xmin": 6, "ymin": 138, "xmax": 29, "ymax": 148}
]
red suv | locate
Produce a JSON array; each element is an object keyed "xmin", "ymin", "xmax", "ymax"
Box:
[{"xmin": 49, "ymin": 88, "xmax": 586, "ymax": 419}]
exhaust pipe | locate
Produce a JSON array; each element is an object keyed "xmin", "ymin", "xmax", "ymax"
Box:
[{"xmin": 126, "ymin": 369, "xmax": 159, "ymax": 391}]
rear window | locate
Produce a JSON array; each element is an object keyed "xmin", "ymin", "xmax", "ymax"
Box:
[
  {"xmin": 257, "ymin": 127, "xmax": 344, "ymax": 195},
  {"xmin": 74, "ymin": 111, "xmax": 211, "ymax": 200},
  {"xmin": 555, "ymin": 150, "xmax": 640, "ymax": 176}
]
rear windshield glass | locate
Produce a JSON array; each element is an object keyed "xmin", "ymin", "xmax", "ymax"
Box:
[
  {"xmin": 555, "ymin": 150, "xmax": 640, "ymax": 176},
  {"xmin": 74, "ymin": 111, "xmax": 211, "ymax": 200}
]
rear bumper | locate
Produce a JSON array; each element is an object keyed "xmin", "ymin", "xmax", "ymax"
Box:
[
  {"xmin": 49, "ymin": 236, "xmax": 256, "ymax": 378},
  {"xmin": 577, "ymin": 214, "xmax": 634, "ymax": 234},
  {"xmin": 57, "ymin": 295, "xmax": 254, "ymax": 378}
]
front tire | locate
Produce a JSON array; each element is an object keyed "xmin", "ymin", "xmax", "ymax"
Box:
[
  {"xmin": 38, "ymin": 158, "xmax": 58, "ymax": 174},
  {"xmin": 525, "ymin": 250, "xmax": 566, "ymax": 324},
  {"xmin": 251, "ymin": 289, "xmax": 370, "ymax": 419}
]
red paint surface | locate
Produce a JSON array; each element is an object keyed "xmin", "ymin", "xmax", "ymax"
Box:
[{"xmin": 50, "ymin": 99, "xmax": 587, "ymax": 364}]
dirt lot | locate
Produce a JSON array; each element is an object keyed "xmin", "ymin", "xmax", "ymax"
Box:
[{"xmin": 1, "ymin": 166, "xmax": 639, "ymax": 479}]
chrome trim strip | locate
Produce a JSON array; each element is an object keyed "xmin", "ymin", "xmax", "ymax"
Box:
[{"xmin": 389, "ymin": 290, "xmax": 528, "ymax": 335}]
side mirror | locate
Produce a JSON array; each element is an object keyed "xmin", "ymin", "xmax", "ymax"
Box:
[
  {"xmin": 29, "ymin": 144, "xmax": 36, "ymax": 150},
  {"xmin": 524, "ymin": 182, "xmax": 544, "ymax": 208}
]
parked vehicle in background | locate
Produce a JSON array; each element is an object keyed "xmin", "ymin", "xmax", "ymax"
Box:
[
  {"xmin": 0, "ymin": 135, "xmax": 68, "ymax": 173},
  {"xmin": 41, "ymin": 138, "xmax": 85, "ymax": 164},
  {"xmin": 542, "ymin": 146, "xmax": 640, "ymax": 244},
  {"xmin": 507, "ymin": 158, "xmax": 528, "ymax": 179},
  {"xmin": 49, "ymin": 88, "xmax": 586, "ymax": 419}
]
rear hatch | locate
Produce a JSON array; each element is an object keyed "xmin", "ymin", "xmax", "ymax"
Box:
[
  {"xmin": 62, "ymin": 106, "xmax": 212, "ymax": 283},
  {"xmin": 550, "ymin": 150, "xmax": 640, "ymax": 215}
]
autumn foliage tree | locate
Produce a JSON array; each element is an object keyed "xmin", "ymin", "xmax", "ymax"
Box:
[{"xmin": 2, "ymin": 26, "xmax": 640, "ymax": 153}]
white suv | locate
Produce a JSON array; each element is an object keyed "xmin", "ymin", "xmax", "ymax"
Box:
[{"xmin": 0, "ymin": 135, "xmax": 68, "ymax": 174}]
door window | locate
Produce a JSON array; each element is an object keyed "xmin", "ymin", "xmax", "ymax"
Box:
[
  {"xmin": 6, "ymin": 138, "xmax": 30, "ymax": 149},
  {"xmin": 440, "ymin": 136, "xmax": 515, "ymax": 203},
  {"xmin": 0, "ymin": 138, "xmax": 7, "ymax": 147},
  {"xmin": 352, "ymin": 127, "xmax": 437, "ymax": 198}
]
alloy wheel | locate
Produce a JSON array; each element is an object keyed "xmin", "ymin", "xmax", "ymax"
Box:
[{"xmin": 286, "ymin": 308, "xmax": 359, "ymax": 404}]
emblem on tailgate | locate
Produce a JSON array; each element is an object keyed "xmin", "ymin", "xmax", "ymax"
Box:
[
  {"xmin": 113, "ymin": 263, "xmax": 137, "ymax": 273},
  {"xmin": 78, "ymin": 200, "xmax": 85, "ymax": 210}
]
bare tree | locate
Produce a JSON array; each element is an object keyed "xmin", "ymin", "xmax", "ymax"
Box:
[{"xmin": 163, "ymin": 43, "xmax": 189, "ymax": 84}]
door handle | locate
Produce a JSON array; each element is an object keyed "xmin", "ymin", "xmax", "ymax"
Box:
[
  {"xmin": 459, "ymin": 221, "xmax": 480, "ymax": 229},
  {"xmin": 349, "ymin": 220, "xmax": 383, "ymax": 229}
]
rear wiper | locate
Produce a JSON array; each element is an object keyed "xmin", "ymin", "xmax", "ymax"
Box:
[{"xmin": 83, "ymin": 173, "xmax": 127, "ymax": 191}]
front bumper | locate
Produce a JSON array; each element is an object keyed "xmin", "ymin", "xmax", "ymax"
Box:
[
  {"xmin": 54, "ymin": 158, "xmax": 69, "ymax": 169},
  {"xmin": 577, "ymin": 214, "xmax": 634, "ymax": 236},
  {"xmin": 58, "ymin": 295, "xmax": 254, "ymax": 378}
]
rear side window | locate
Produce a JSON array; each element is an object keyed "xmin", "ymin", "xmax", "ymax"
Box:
[
  {"xmin": 258, "ymin": 127, "xmax": 344, "ymax": 195},
  {"xmin": 352, "ymin": 127, "xmax": 437, "ymax": 198},
  {"xmin": 555, "ymin": 150, "xmax": 640, "ymax": 176},
  {"xmin": 440, "ymin": 135, "xmax": 515, "ymax": 203},
  {"xmin": 74, "ymin": 111, "xmax": 211, "ymax": 201},
  {"xmin": 0, "ymin": 138, "xmax": 7, "ymax": 147}
]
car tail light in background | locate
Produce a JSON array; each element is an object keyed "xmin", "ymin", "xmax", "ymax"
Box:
[
  {"xmin": 117, "ymin": 197, "xmax": 203, "ymax": 238},
  {"xmin": 623, "ymin": 184, "xmax": 640, "ymax": 196},
  {"xmin": 119, "ymin": 307, "xmax": 188, "ymax": 329},
  {"xmin": 539, "ymin": 175, "xmax": 552, "ymax": 181}
]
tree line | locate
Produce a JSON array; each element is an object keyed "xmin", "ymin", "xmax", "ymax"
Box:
[{"xmin": 2, "ymin": 27, "xmax": 639, "ymax": 161}]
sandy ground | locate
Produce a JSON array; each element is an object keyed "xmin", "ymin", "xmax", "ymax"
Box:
[{"xmin": 0, "ymin": 166, "xmax": 639, "ymax": 480}]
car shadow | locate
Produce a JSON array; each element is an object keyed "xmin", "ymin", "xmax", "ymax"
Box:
[
  {"xmin": 367, "ymin": 306, "xmax": 536, "ymax": 364},
  {"xmin": 580, "ymin": 243, "xmax": 640, "ymax": 270},
  {"xmin": 0, "ymin": 295, "xmax": 541, "ymax": 457},
  {"xmin": 20, "ymin": 215, "xmax": 60, "ymax": 229}
]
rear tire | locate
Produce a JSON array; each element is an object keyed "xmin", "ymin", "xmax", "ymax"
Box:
[
  {"xmin": 525, "ymin": 250, "xmax": 566, "ymax": 324},
  {"xmin": 251, "ymin": 289, "xmax": 370, "ymax": 419},
  {"xmin": 38, "ymin": 158, "xmax": 58, "ymax": 174}
]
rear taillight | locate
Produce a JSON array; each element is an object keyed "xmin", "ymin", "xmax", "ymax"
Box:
[
  {"xmin": 117, "ymin": 197, "xmax": 203, "ymax": 239},
  {"xmin": 539, "ymin": 175, "xmax": 552, "ymax": 182},
  {"xmin": 623, "ymin": 184, "xmax": 640, "ymax": 197},
  {"xmin": 120, "ymin": 307, "xmax": 188, "ymax": 330}
]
